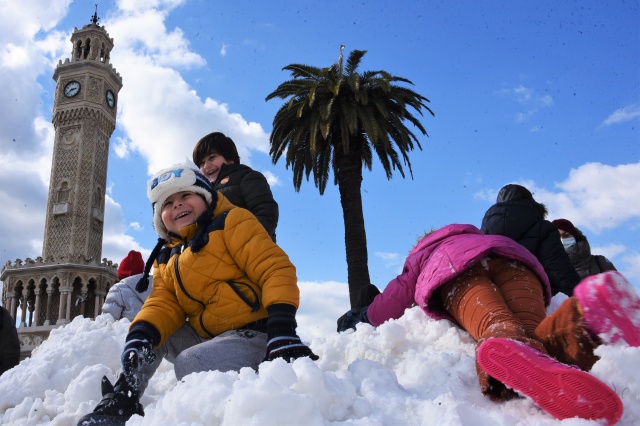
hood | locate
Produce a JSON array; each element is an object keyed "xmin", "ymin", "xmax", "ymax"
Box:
[{"xmin": 496, "ymin": 184, "xmax": 533, "ymax": 203}]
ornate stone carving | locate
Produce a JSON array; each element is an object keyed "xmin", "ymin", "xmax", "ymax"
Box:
[
  {"xmin": 60, "ymin": 125, "xmax": 81, "ymax": 148},
  {"xmin": 88, "ymin": 76, "xmax": 101, "ymax": 103}
]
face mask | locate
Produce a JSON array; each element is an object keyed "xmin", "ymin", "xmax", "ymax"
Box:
[{"xmin": 561, "ymin": 237, "xmax": 576, "ymax": 250}]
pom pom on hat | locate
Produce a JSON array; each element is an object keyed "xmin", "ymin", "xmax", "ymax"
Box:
[
  {"xmin": 148, "ymin": 164, "xmax": 217, "ymax": 240},
  {"xmin": 552, "ymin": 218, "xmax": 582, "ymax": 239},
  {"xmin": 117, "ymin": 250, "xmax": 145, "ymax": 279}
]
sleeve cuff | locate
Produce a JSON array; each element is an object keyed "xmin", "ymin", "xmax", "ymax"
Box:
[{"xmin": 127, "ymin": 321, "xmax": 161, "ymax": 347}]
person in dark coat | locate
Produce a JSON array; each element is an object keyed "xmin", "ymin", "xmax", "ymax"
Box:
[
  {"xmin": 193, "ymin": 132, "xmax": 279, "ymax": 242},
  {"xmin": 552, "ymin": 218, "xmax": 617, "ymax": 280},
  {"xmin": 480, "ymin": 184, "xmax": 580, "ymax": 296},
  {"xmin": 0, "ymin": 305, "xmax": 20, "ymax": 375}
]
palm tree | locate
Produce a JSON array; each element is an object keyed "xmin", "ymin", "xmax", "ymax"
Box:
[{"xmin": 266, "ymin": 48, "xmax": 434, "ymax": 309}]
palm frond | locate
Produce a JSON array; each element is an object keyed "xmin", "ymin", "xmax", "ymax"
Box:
[{"xmin": 344, "ymin": 50, "xmax": 367, "ymax": 75}]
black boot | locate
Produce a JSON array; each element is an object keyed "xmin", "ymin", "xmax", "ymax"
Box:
[{"xmin": 77, "ymin": 375, "xmax": 144, "ymax": 426}]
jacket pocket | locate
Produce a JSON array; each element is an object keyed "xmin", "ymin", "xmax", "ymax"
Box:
[{"xmin": 223, "ymin": 281, "xmax": 261, "ymax": 312}]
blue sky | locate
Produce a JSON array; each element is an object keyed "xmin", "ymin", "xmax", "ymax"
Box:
[{"xmin": 0, "ymin": 0, "xmax": 639, "ymax": 305}]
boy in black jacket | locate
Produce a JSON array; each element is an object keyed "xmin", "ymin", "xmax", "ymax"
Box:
[
  {"xmin": 481, "ymin": 184, "xmax": 580, "ymax": 296},
  {"xmin": 193, "ymin": 132, "xmax": 278, "ymax": 241}
]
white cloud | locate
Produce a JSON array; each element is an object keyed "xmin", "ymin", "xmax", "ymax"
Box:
[
  {"xmin": 0, "ymin": 1, "xmax": 65, "ymax": 267},
  {"xmin": 478, "ymin": 164, "xmax": 640, "ymax": 234},
  {"xmin": 497, "ymin": 84, "xmax": 554, "ymax": 123},
  {"xmin": 515, "ymin": 109, "xmax": 537, "ymax": 122},
  {"xmin": 116, "ymin": 0, "xmax": 186, "ymax": 15},
  {"xmin": 220, "ymin": 43, "xmax": 229, "ymax": 57},
  {"xmin": 1, "ymin": 43, "xmax": 32, "ymax": 68},
  {"xmin": 538, "ymin": 94, "xmax": 553, "ymax": 107},
  {"xmin": 602, "ymin": 104, "xmax": 640, "ymax": 126},
  {"xmin": 474, "ymin": 187, "xmax": 496, "ymax": 202},
  {"xmin": 549, "ymin": 162, "xmax": 640, "ymax": 232},
  {"xmin": 475, "ymin": 165, "xmax": 640, "ymax": 288},
  {"xmin": 0, "ymin": 158, "xmax": 48, "ymax": 262},
  {"xmin": 296, "ymin": 280, "xmax": 350, "ymax": 341},
  {"xmin": 510, "ymin": 85, "xmax": 533, "ymax": 103},
  {"xmin": 374, "ymin": 251, "xmax": 402, "ymax": 268},
  {"xmin": 102, "ymin": 195, "xmax": 151, "ymax": 262},
  {"xmin": 101, "ymin": 7, "xmax": 270, "ymax": 175},
  {"xmin": 112, "ymin": 136, "xmax": 130, "ymax": 158},
  {"xmin": 621, "ymin": 252, "xmax": 640, "ymax": 284},
  {"xmin": 0, "ymin": 116, "xmax": 54, "ymax": 265},
  {"xmin": 262, "ymin": 170, "xmax": 280, "ymax": 187},
  {"xmin": 0, "ymin": 1, "xmax": 272, "ymax": 273},
  {"xmin": 0, "ymin": 1, "xmax": 70, "ymax": 41},
  {"xmin": 591, "ymin": 244, "xmax": 626, "ymax": 260},
  {"xmin": 106, "ymin": 8, "xmax": 204, "ymax": 69},
  {"xmin": 0, "ymin": 8, "xmax": 67, "ymax": 155}
]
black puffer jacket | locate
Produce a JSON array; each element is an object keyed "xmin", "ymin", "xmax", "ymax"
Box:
[
  {"xmin": 0, "ymin": 306, "xmax": 20, "ymax": 375},
  {"xmin": 213, "ymin": 163, "xmax": 279, "ymax": 241},
  {"xmin": 566, "ymin": 237, "xmax": 617, "ymax": 280},
  {"xmin": 480, "ymin": 184, "xmax": 580, "ymax": 296}
]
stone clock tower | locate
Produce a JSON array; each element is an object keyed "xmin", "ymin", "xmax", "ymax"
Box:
[
  {"xmin": 1, "ymin": 10, "xmax": 121, "ymax": 359},
  {"xmin": 46, "ymin": 11, "xmax": 122, "ymax": 259}
]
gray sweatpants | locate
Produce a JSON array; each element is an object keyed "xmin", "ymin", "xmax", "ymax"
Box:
[{"xmin": 136, "ymin": 324, "xmax": 268, "ymax": 395}]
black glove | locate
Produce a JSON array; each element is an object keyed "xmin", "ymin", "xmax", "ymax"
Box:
[
  {"xmin": 121, "ymin": 323, "xmax": 160, "ymax": 389},
  {"xmin": 337, "ymin": 305, "xmax": 370, "ymax": 332},
  {"xmin": 265, "ymin": 304, "xmax": 318, "ymax": 362},
  {"xmin": 357, "ymin": 283, "xmax": 381, "ymax": 309},
  {"xmin": 265, "ymin": 335, "xmax": 319, "ymax": 362}
]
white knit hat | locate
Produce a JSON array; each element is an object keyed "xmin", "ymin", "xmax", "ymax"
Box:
[{"xmin": 147, "ymin": 164, "xmax": 216, "ymax": 240}]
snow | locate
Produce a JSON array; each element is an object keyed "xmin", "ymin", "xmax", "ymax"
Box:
[{"xmin": 1, "ymin": 293, "xmax": 639, "ymax": 426}]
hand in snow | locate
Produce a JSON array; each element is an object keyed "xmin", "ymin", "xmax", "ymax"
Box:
[{"xmin": 121, "ymin": 337, "xmax": 156, "ymax": 389}]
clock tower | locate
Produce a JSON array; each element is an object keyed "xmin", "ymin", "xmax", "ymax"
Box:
[
  {"xmin": 45, "ymin": 11, "xmax": 122, "ymax": 259},
  {"xmin": 1, "ymin": 10, "xmax": 121, "ymax": 359}
]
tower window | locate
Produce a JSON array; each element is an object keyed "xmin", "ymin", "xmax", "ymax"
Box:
[
  {"xmin": 57, "ymin": 182, "xmax": 70, "ymax": 203},
  {"xmin": 74, "ymin": 41, "xmax": 82, "ymax": 61},
  {"xmin": 83, "ymin": 38, "xmax": 91, "ymax": 59}
]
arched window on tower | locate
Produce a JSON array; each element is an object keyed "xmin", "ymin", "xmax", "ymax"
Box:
[
  {"xmin": 53, "ymin": 182, "xmax": 71, "ymax": 216},
  {"xmin": 92, "ymin": 187, "xmax": 104, "ymax": 222},
  {"xmin": 83, "ymin": 38, "xmax": 91, "ymax": 59},
  {"xmin": 92, "ymin": 187, "xmax": 101, "ymax": 209},
  {"xmin": 57, "ymin": 182, "xmax": 70, "ymax": 203},
  {"xmin": 74, "ymin": 40, "xmax": 83, "ymax": 61},
  {"xmin": 99, "ymin": 43, "xmax": 109, "ymax": 63}
]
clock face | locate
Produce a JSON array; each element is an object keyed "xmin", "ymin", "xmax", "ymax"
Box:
[
  {"xmin": 105, "ymin": 89, "xmax": 116, "ymax": 108},
  {"xmin": 63, "ymin": 81, "xmax": 81, "ymax": 97}
]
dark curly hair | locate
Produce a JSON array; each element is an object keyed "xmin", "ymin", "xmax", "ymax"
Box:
[{"xmin": 192, "ymin": 132, "xmax": 241, "ymax": 167}]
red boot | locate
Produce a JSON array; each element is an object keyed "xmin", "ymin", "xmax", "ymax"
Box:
[{"xmin": 477, "ymin": 338, "xmax": 623, "ymax": 425}]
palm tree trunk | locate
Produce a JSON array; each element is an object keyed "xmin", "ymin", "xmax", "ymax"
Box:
[{"xmin": 335, "ymin": 151, "xmax": 372, "ymax": 309}]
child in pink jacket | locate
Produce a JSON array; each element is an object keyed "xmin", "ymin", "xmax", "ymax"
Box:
[{"xmin": 339, "ymin": 224, "xmax": 640, "ymax": 425}]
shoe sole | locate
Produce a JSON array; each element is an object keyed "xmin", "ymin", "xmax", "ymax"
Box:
[
  {"xmin": 574, "ymin": 271, "xmax": 640, "ymax": 346},
  {"xmin": 477, "ymin": 338, "xmax": 623, "ymax": 425},
  {"xmin": 77, "ymin": 413, "xmax": 127, "ymax": 426}
]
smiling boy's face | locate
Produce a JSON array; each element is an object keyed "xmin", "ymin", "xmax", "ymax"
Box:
[
  {"xmin": 199, "ymin": 150, "xmax": 232, "ymax": 182},
  {"xmin": 160, "ymin": 191, "xmax": 208, "ymax": 235}
]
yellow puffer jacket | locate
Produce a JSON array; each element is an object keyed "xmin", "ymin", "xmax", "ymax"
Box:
[{"xmin": 132, "ymin": 193, "xmax": 299, "ymax": 346}]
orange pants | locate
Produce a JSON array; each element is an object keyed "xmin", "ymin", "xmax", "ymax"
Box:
[{"xmin": 437, "ymin": 257, "xmax": 598, "ymax": 400}]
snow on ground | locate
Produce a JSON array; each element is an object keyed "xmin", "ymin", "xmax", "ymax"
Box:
[{"xmin": 1, "ymin": 295, "xmax": 639, "ymax": 425}]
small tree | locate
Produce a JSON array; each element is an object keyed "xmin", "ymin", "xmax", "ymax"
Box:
[{"xmin": 266, "ymin": 47, "xmax": 434, "ymax": 308}]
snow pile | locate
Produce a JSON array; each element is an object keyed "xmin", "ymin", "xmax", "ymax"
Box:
[{"xmin": 1, "ymin": 303, "xmax": 639, "ymax": 425}]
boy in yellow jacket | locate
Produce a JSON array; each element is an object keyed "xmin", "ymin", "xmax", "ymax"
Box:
[{"xmin": 78, "ymin": 164, "xmax": 316, "ymax": 426}]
